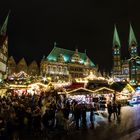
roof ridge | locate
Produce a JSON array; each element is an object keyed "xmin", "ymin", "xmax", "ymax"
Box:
[
  {"xmin": 55, "ymin": 46, "xmax": 74, "ymax": 53},
  {"xmin": 46, "ymin": 46, "xmax": 57, "ymax": 59},
  {"xmin": 55, "ymin": 46, "xmax": 86, "ymax": 54},
  {"xmin": 46, "ymin": 46, "xmax": 95, "ymax": 67}
]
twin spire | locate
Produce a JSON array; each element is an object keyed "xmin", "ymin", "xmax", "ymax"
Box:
[
  {"xmin": 113, "ymin": 25, "xmax": 121, "ymax": 47},
  {"xmin": 129, "ymin": 24, "xmax": 137, "ymax": 46},
  {"xmin": 0, "ymin": 11, "xmax": 138, "ymax": 53},
  {"xmin": 113, "ymin": 23, "xmax": 137, "ymax": 48}
]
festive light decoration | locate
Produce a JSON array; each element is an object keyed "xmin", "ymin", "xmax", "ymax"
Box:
[
  {"xmin": 9, "ymin": 71, "xmax": 29, "ymax": 79},
  {"xmin": 66, "ymin": 87, "xmax": 95, "ymax": 94},
  {"xmin": 92, "ymin": 87, "xmax": 115, "ymax": 93}
]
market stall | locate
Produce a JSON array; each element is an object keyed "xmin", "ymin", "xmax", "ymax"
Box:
[
  {"xmin": 66, "ymin": 87, "xmax": 94, "ymax": 104},
  {"xmin": 92, "ymin": 87, "xmax": 115, "ymax": 110}
]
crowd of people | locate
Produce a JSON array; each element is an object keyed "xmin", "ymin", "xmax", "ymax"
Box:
[
  {"xmin": 0, "ymin": 89, "xmax": 123, "ymax": 140},
  {"xmin": 0, "ymin": 91, "xmax": 97, "ymax": 140},
  {"xmin": 107, "ymin": 101, "xmax": 121, "ymax": 122}
]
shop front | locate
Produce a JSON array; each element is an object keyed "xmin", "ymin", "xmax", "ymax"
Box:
[
  {"xmin": 66, "ymin": 87, "xmax": 94, "ymax": 104},
  {"xmin": 93, "ymin": 87, "xmax": 115, "ymax": 102},
  {"xmin": 92, "ymin": 87, "xmax": 115, "ymax": 111}
]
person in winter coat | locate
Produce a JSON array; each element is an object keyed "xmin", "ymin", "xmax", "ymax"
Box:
[
  {"xmin": 107, "ymin": 102, "xmax": 112, "ymax": 122},
  {"xmin": 90, "ymin": 106, "xmax": 95, "ymax": 129}
]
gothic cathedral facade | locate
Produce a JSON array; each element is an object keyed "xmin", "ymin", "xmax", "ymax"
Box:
[{"xmin": 112, "ymin": 24, "xmax": 140, "ymax": 84}]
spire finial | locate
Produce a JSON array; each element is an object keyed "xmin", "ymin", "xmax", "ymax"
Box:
[
  {"xmin": 42, "ymin": 55, "xmax": 46, "ymax": 59},
  {"xmin": 54, "ymin": 42, "xmax": 57, "ymax": 47},
  {"xmin": 85, "ymin": 49, "xmax": 87, "ymax": 54},
  {"xmin": 75, "ymin": 45, "xmax": 78, "ymax": 52}
]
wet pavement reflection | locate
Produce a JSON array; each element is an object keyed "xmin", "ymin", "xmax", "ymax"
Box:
[{"xmin": 63, "ymin": 105, "xmax": 140, "ymax": 140}]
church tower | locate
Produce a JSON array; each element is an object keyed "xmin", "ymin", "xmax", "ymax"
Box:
[
  {"xmin": 112, "ymin": 25, "xmax": 122, "ymax": 78},
  {"xmin": 129, "ymin": 24, "xmax": 138, "ymax": 58},
  {"xmin": 128, "ymin": 24, "xmax": 140, "ymax": 83},
  {"xmin": 0, "ymin": 12, "xmax": 10, "ymax": 80}
]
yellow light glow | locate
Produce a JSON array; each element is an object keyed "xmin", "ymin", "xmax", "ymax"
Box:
[
  {"xmin": 66, "ymin": 87, "xmax": 94, "ymax": 94},
  {"xmin": 93, "ymin": 87, "xmax": 115, "ymax": 93}
]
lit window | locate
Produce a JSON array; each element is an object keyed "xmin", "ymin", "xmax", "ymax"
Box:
[{"xmin": 117, "ymin": 50, "xmax": 120, "ymax": 54}]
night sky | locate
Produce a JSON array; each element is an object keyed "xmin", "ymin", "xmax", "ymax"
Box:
[{"xmin": 0, "ymin": 0, "xmax": 140, "ymax": 73}]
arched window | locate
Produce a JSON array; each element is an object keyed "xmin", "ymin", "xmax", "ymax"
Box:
[
  {"xmin": 63, "ymin": 67, "xmax": 67, "ymax": 74},
  {"xmin": 58, "ymin": 66, "xmax": 62, "ymax": 73},
  {"xmin": 53, "ymin": 66, "xmax": 57, "ymax": 73}
]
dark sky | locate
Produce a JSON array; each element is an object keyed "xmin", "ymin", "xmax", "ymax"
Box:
[{"xmin": 0, "ymin": 0, "xmax": 140, "ymax": 72}]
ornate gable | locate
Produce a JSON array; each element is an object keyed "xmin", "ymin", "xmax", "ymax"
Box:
[
  {"xmin": 85, "ymin": 57, "xmax": 90, "ymax": 66},
  {"xmin": 57, "ymin": 54, "xmax": 65, "ymax": 63},
  {"xmin": 28, "ymin": 61, "xmax": 39, "ymax": 76},
  {"xmin": 17, "ymin": 58, "xmax": 28, "ymax": 73},
  {"xmin": 71, "ymin": 49, "xmax": 81, "ymax": 63},
  {"xmin": 8, "ymin": 56, "xmax": 16, "ymax": 67},
  {"xmin": 46, "ymin": 46, "xmax": 95, "ymax": 67}
]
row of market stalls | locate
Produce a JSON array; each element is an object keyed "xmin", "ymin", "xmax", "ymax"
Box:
[
  {"xmin": 54, "ymin": 79, "xmax": 135, "ymax": 109},
  {"xmin": 65, "ymin": 87, "xmax": 115, "ymax": 106},
  {"xmin": 0, "ymin": 71, "xmax": 137, "ymax": 106}
]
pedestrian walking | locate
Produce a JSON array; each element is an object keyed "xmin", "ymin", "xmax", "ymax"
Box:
[
  {"xmin": 117, "ymin": 102, "xmax": 121, "ymax": 116},
  {"xmin": 89, "ymin": 105, "xmax": 94, "ymax": 129},
  {"xmin": 81, "ymin": 104, "xmax": 87, "ymax": 129},
  {"xmin": 74, "ymin": 104, "xmax": 81, "ymax": 129},
  {"xmin": 112, "ymin": 102, "xmax": 118, "ymax": 120},
  {"xmin": 107, "ymin": 102, "xmax": 112, "ymax": 122}
]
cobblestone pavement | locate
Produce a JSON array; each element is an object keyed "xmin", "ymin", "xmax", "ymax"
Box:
[
  {"xmin": 63, "ymin": 105, "xmax": 140, "ymax": 140},
  {"xmin": 10, "ymin": 105, "xmax": 140, "ymax": 140}
]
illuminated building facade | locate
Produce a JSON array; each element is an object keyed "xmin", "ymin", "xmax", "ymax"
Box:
[
  {"xmin": 7, "ymin": 57, "xmax": 39, "ymax": 77},
  {"xmin": 17, "ymin": 58, "xmax": 28, "ymax": 73},
  {"xmin": 112, "ymin": 25, "xmax": 122, "ymax": 78},
  {"xmin": 0, "ymin": 13, "xmax": 9, "ymax": 81},
  {"xmin": 40, "ymin": 43, "xmax": 97, "ymax": 81},
  {"xmin": 28, "ymin": 60, "xmax": 39, "ymax": 76},
  {"xmin": 112, "ymin": 24, "xmax": 140, "ymax": 83},
  {"xmin": 7, "ymin": 56, "xmax": 16, "ymax": 76}
]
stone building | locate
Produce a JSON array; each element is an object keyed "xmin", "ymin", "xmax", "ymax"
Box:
[
  {"xmin": 17, "ymin": 58, "xmax": 28, "ymax": 73},
  {"xmin": 0, "ymin": 12, "xmax": 9, "ymax": 81},
  {"xmin": 7, "ymin": 56, "xmax": 16, "ymax": 75},
  {"xmin": 28, "ymin": 60, "xmax": 39, "ymax": 76},
  {"xmin": 40, "ymin": 43, "xmax": 97, "ymax": 81},
  {"xmin": 112, "ymin": 24, "xmax": 140, "ymax": 83}
]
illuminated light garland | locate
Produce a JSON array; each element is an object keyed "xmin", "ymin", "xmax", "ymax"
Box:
[
  {"xmin": 28, "ymin": 82, "xmax": 51, "ymax": 88},
  {"xmin": 16, "ymin": 71, "xmax": 28, "ymax": 77},
  {"xmin": 127, "ymin": 83, "xmax": 135, "ymax": 92},
  {"xmin": 10, "ymin": 71, "xmax": 29, "ymax": 78},
  {"xmin": 66, "ymin": 87, "xmax": 95, "ymax": 94},
  {"xmin": 92, "ymin": 87, "xmax": 115, "ymax": 93},
  {"xmin": 84, "ymin": 71, "xmax": 97, "ymax": 80},
  {"xmin": 9, "ymin": 84, "xmax": 28, "ymax": 88}
]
